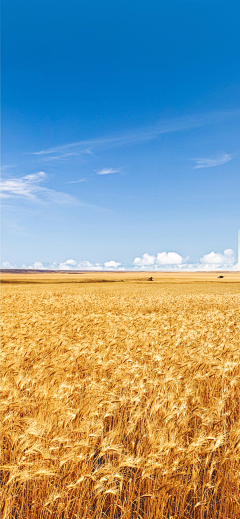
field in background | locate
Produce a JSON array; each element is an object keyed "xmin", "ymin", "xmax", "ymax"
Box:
[
  {"xmin": 1, "ymin": 273, "xmax": 240, "ymax": 518},
  {"xmin": 1, "ymin": 270, "xmax": 240, "ymax": 284}
]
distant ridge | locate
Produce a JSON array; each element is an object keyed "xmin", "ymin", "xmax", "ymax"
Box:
[
  {"xmin": 1, "ymin": 269, "xmax": 236, "ymax": 274},
  {"xmin": 0, "ymin": 269, "xmax": 127, "ymax": 274},
  {"xmin": 0, "ymin": 269, "xmax": 86, "ymax": 274}
]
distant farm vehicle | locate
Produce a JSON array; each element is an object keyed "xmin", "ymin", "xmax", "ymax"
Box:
[{"xmin": 218, "ymin": 275, "xmax": 224, "ymax": 278}]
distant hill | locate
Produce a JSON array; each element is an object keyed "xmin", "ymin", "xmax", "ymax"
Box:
[{"xmin": 0, "ymin": 269, "xmax": 86, "ymax": 274}]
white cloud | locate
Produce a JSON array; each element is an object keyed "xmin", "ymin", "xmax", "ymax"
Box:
[
  {"xmin": 1, "ymin": 261, "xmax": 16, "ymax": 268},
  {"xmin": 133, "ymin": 251, "xmax": 183, "ymax": 267},
  {"xmin": 31, "ymin": 111, "xmax": 240, "ymax": 158},
  {"xmin": 65, "ymin": 178, "xmax": 86, "ymax": 184},
  {"xmin": 31, "ymin": 262, "xmax": 45, "ymax": 269},
  {"xmin": 133, "ymin": 249, "xmax": 238, "ymax": 271},
  {"xmin": 21, "ymin": 262, "xmax": 46, "ymax": 269},
  {"xmin": 55, "ymin": 260, "xmax": 101, "ymax": 271},
  {"xmin": 0, "ymin": 172, "xmax": 46, "ymax": 199},
  {"xmin": 133, "ymin": 253, "xmax": 155, "ymax": 266},
  {"xmin": 58, "ymin": 259, "xmax": 77, "ymax": 269},
  {"xmin": 173, "ymin": 249, "xmax": 237, "ymax": 271},
  {"xmin": 96, "ymin": 168, "xmax": 120, "ymax": 175},
  {"xmin": 19, "ymin": 259, "xmax": 94, "ymax": 271},
  {"xmin": 156, "ymin": 251, "xmax": 183, "ymax": 265},
  {"xmin": 57, "ymin": 259, "xmax": 122, "ymax": 270},
  {"xmin": 18, "ymin": 259, "xmax": 123, "ymax": 271},
  {"xmin": 78, "ymin": 260, "xmax": 95, "ymax": 268},
  {"xmin": 3, "ymin": 248, "xmax": 239, "ymax": 272},
  {"xmin": 200, "ymin": 249, "xmax": 235, "ymax": 266},
  {"xmin": 64, "ymin": 259, "xmax": 77, "ymax": 266},
  {"xmin": 231, "ymin": 262, "xmax": 240, "ymax": 271},
  {"xmin": 0, "ymin": 172, "xmax": 77, "ymax": 204},
  {"xmin": 193, "ymin": 153, "xmax": 233, "ymax": 169},
  {"xmin": 104, "ymin": 260, "xmax": 121, "ymax": 268},
  {"xmin": 76, "ymin": 261, "xmax": 103, "ymax": 270}
]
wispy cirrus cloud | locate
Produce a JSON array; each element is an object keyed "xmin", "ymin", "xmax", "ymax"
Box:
[
  {"xmin": 65, "ymin": 178, "xmax": 87, "ymax": 184},
  {"xmin": 193, "ymin": 153, "xmax": 233, "ymax": 169},
  {"xmin": 96, "ymin": 168, "xmax": 120, "ymax": 175},
  {"xmin": 0, "ymin": 172, "xmax": 111, "ymax": 212},
  {"xmin": 29, "ymin": 110, "xmax": 240, "ymax": 160},
  {"xmin": 0, "ymin": 171, "xmax": 46, "ymax": 199},
  {"xmin": 0, "ymin": 171, "xmax": 78, "ymax": 204}
]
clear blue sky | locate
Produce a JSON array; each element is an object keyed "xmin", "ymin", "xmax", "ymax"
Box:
[{"xmin": 1, "ymin": 0, "xmax": 240, "ymax": 270}]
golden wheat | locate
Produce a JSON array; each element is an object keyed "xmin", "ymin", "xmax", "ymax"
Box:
[{"xmin": 1, "ymin": 275, "xmax": 240, "ymax": 518}]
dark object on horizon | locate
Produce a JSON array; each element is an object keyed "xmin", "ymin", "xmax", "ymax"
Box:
[
  {"xmin": 148, "ymin": 277, "xmax": 153, "ymax": 281},
  {"xmin": 218, "ymin": 275, "xmax": 224, "ymax": 278}
]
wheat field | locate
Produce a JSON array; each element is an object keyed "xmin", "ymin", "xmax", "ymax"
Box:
[{"xmin": 1, "ymin": 273, "xmax": 240, "ymax": 518}]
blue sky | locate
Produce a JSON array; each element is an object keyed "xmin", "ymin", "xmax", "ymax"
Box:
[{"xmin": 1, "ymin": 0, "xmax": 240, "ymax": 270}]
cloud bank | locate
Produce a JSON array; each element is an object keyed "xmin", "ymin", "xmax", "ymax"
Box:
[
  {"xmin": 133, "ymin": 249, "xmax": 237, "ymax": 271},
  {"xmin": 1, "ymin": 250, "xmax": 238, "ymax": 272},
  {"xmin": 16, "ymin": 259, "xmax": 123, "ymax": 271}
]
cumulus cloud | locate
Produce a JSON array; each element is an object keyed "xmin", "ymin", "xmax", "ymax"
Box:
[
  {"xmin": 104, "ymin": 260, "xmax": 121, "ymax": 268},
  {"xmin": 21, "ymin": 262, "xmax": 46, "ymax": 269},
  {"xmin": 0, "ymin": 172, "xmax": 77, "ymax": 204},
  {"xmin": 17, "ymin": 259, "xmax": 123, "ymax": 271},
  {"xmin": 1, "ymin": 261, "xmax": 16, "ymax": 269},
  {"xmin": 96, "ymin": 168, "xmax": 120, "ymax": 175},
  {"xmin": 133, "ymin": 251, "xmax": 184, "ymax": 268},
  {"xmin": 31, "ymin": 262, "xmax": 45, "ymax": 269},
  {"xmin": 58, "ymin": 259, "xmax": 77, "ymax": 270},
  {"xmin": 199, "ymin": 249, "xmax": 235, "ymax": 266},
  {"xmin": 193, "ymin": 153, "xmax": 233, "ymax": 169},
  {"xmin": 133, "ymin": 248, "xmax": 238, "ymax": 271},
  {"xmin": 173, "ymin": 249, "xmax": 237, "ymax": 271},
  {"xmin": 156, "ymin": 251, "xmax": 183, "ymax": 265},
  {"xmin": 133, "ymin": 253, "xmax": 155, "ymax": 266},
  {"xmin": 78, "ymin": 260, "xmax": 96, "ymax": 268}
]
